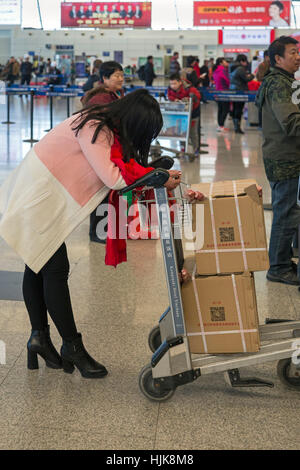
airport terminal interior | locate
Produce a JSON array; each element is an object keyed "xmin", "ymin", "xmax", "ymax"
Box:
[{"xmin": 0, "ymin": 0, "xmax": 300, "ymax": 453}]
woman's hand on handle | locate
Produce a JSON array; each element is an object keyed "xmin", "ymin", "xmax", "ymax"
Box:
[{"xmin": 164, "ymin": 170, "xmax": 181, "ymax": 191}]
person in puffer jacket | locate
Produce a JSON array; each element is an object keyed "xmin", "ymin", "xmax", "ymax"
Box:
[
  {"xmin": 168, "ymin": 73, "xmax": 201, "ymax": 155},
  {"xmin": 212, "ymin": 57, "xmax": 230, "ymax": 132},
  {"xmin": 229, "ymin": 54, "xmax": 254, "ymax": 133}
]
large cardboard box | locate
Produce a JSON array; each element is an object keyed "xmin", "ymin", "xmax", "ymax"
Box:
[
  {"xmin": 191, "ymin": 179, "xmax": 269, "ymax": 275},
  {"xmin": 181, "ymin": 265, "xmax": 260, "ymax": 354}
]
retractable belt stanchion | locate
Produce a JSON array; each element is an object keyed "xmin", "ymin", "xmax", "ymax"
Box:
[
  {"xmin": 197, "ymin": 100, "xmax": 209, "ymax": 155},
  {"xmin": 198, "ymin": 97, "xmax": 209, "ymax": 149},
  {"xmin": 45, "ymin": 84, "xmax": 54, "ymax": 132},
  {"xmin": 67, "ymin": 95, "xmax": 71, "ymax": 118},
  {"xmin": 23, "ymin": 89, "xmax": 39, "ymax": 143},
  {"xmin": 2, "ymin": 92, "xmax": 15, "ymax": 125}
]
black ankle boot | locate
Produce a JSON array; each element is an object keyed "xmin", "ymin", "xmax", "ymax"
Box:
[
  {"xmin": 233, "ymin": 118, "xmax": 244, "ymax": 134},
  {"xmin": 61, "ymin": 333, "xmax": 108, "ymax": 379},
  {"xmin": 27, "ymin": 325, "xmax": 62, "ymax": 370}
]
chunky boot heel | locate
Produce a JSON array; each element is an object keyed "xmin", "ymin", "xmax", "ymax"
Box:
[
  {"xmin": 27, "ymin": 325, "xmax": 62, "ymax": 370},
  {"xmin": 61, "ymin": 333, "xmax": 108, "ymax": 379},
  {"xmin": 27, "ymin": 350, "xmax": 39, "ymax": 370},
  {"xmin": 62, "ymin": 358, "xmax": 75, "ymax": 374}
]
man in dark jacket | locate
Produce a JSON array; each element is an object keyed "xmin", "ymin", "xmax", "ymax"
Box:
[
  {"xmin": 230, "ymin": 54, "xmax": 254, "ymax": 133},
  {"xmin": 144, "ymin": 56, "xmax": 156, "ymax": 87},
  {"xmin": 20, "ymin": 56, "xmax": 32, "ymax": 85},
  {"xmin": 256, "ymin": 36, "xmax": 300, "ymax": 286},
  {"xmin": 169, "ymin": 52, "xmax": 180, "ymax": 75}
]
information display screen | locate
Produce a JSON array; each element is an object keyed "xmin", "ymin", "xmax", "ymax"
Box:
[
  {"xmin": 0, "ymin": 0, "xmax": 21, "ymax": 25},
  {"xmin": 61, "ymin": 2, "xmax": 152, "ymax": 28}
]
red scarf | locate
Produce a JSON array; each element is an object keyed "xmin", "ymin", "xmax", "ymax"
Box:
[{"xmin": 105, "ymin": 136, "xmax": 153, "ymax": 267}]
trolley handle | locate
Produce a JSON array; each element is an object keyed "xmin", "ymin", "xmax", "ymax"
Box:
[{"xmin": 118, "ymin": 169, "xmax": 170, "ymax": 195}]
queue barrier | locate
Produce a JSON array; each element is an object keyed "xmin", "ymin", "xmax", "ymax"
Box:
[
  {"xmin": 1, "ymin": 84, "xmax": 259, "ymax": 145},
  {"xmin": 1, "ymin": 85, "xmax": 84, "ymax": 142}
]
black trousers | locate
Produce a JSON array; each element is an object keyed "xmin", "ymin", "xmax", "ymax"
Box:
[
  {"xmin": 217, "ymin": 101, "xmax": 230, "ymax": 127},
  {"xmin": 22, "ymin": 243, "xmax": 78, "ymax": 340},
  {"xmin": 21, "ymin": 75, "xmax": 31, "ymax": 85},
  {"xmin": 233, "ymin": 101, "xmax": 245, "ymax": 121}
]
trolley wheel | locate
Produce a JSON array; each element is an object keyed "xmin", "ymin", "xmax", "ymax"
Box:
[
  {"xmin": 148, "ymin": 325, "xmax": 162, "ymax": 353},
  {"xmin": 139, "ymin": 364, "xmax": 175, "ymax": 402},
  {"xmin": 277, "ymin": 358, "xmax": 300, "ymax": 391}
]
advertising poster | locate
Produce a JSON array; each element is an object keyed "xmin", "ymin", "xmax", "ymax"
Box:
[
  {"xmin": 61, "ymin": 2, "xmax": 152, "ymax": 28},
  {"xmin": 160, "ymin": 114, "xmax": 189, "ymax": 139},
  {"xmin": 193, "ymin": 1, "xmax": 291, "ymax": 27}
]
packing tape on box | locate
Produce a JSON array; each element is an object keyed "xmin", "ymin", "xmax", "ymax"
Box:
[
  {"xmin": 204, "ymin": 182, "xmax": 267, "ymax": 272},
  {"xmin": 197, "ymin": 248, "xmax": 267, "ymax": 253},
  {"xmin": 233, "ymin": 180, "xmax": 248, "ymax": 271},
  {"xmin": 191, "ymin": 267, "xmax": 256, "ymax": 353},
  {"xmin": 208, "ymin": 183, "xmax": 221, "ymax": 274},
  {"xmin": 231, "ymin": 273, "xmax": 246, "ymax": 352},
  {"xmin": 192, "ymin": 264, "xmax": 208, "ymax": 353}
]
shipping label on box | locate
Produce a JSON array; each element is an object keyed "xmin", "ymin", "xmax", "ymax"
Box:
[
  {"xmin": 191, "ymin": 179, "xmax": 269, "ymax": 275},
  {"xmin": 181, "ymin": 269, "xmax": 260, "ymax": 354}
]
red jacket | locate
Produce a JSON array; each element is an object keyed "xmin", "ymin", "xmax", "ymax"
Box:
[
  {"xmin": 81, "ymin": 85, "xmax": 124, "ymax": 106},
  {"xmin": 167, "ymin": 81, "xmax": 200, "ymax": 118}
]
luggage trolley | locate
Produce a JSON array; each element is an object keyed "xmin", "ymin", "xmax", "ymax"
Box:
[{"xmin": 119, "ymin": 168, "xmax": 300, "ymax": 402}]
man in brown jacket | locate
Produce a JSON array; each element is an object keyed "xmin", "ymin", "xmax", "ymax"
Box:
[
  {"xmin": 256, "ymin": 50, "xmax": 270, "ymax": 82},
  {"xmin": 7, "ymin": 57, "xmax": 20, "ymax": 87}
]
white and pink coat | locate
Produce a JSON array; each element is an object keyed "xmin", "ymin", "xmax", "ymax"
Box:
[{"xmin": 0, "ymin": 117, "xmax": 126, "ymax": 273}]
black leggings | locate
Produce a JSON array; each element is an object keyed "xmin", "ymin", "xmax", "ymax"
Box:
[
  {"xmin": 233, "ymin": 101, "xmax": 245, "ymax": 120},
  {"xmin": 22, "ymin": 244, "xmax": 78, "ymax": 340}
]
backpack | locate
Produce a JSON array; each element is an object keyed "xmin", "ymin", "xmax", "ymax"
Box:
[{"xmin": 137, "ymin": 65, "xmax": 145, "ymax": 81}]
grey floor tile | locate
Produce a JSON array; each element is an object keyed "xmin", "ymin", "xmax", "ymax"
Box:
[{"xmin": 0, "ymin": 424, "xmax": 154, "ymax": 450}]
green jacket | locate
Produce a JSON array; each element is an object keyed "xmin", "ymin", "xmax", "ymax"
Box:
[{"xmin": 256, "ymin": 66, "xmax": 300, "ymax": 181}]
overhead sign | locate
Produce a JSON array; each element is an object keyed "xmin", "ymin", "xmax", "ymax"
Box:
[
  {"xmin": 0, "ymin": 0, "xmax": 21, "ymax": 25},
  {"xmin": 193, "ymin": 1, "xmax": 291, "ymax": 27},
  {"xmin": 61, "ymin": 2, "xmax": 152, "ymax": 28},
  {"xmin": 222, "ymin": 29, "xmax": 272, "ymax": 45}
]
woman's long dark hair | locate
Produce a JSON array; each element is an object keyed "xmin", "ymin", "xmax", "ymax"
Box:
[{"xmin": 72, "ymin": 89, "xmax": 163, "ymax": 167}]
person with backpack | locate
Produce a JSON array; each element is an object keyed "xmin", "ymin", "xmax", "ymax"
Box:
[
  {"xmin": 229, "ymin": 54, "xmax": 254, "ymax": 134},
  {"xmin": 181, "ymin": 56, "xmax": 201, "ymax": 88},
  {"xmin": 144, "ymin": 56, "xmax": 157, "ymax": 87}
]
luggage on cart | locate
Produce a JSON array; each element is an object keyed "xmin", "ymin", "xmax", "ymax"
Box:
[{"xmin": 118, "ymin": 169, "xmax": 300, "ymax": 402}]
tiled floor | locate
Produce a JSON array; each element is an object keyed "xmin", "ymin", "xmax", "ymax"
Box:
[{"xmin": 0, "ymin": 96, "xmax": 299, "ymax": 450}]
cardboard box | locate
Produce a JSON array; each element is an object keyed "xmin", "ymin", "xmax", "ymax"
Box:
[
  {"xmin": 181, "ymin": 266, "xmax": 260, "ymax": 354},
  {"xmin": 191, "ymin": 179, "xmax": 269, "ymax": 275}
]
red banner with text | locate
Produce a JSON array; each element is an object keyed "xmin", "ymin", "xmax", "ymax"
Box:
[
  {"xmin": 61, "ymin": 2, "xmax": 151, "ymax": 28},
  {"xmin": 193, "ymin": 1, "xmax": 291, "ymax": 27}
]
